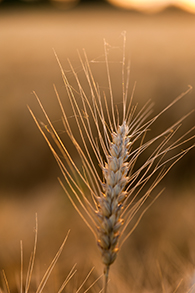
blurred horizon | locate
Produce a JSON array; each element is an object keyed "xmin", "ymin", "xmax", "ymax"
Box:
[{"xmin": 1, "ymin": 0, "xmax": 195, "ymax": 14}]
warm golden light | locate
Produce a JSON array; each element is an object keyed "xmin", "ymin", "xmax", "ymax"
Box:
[
  {"xmin": 107, "ymin": 0, "xmax": 170, "ymax": 12},
  {"xmin": 177, "ymin": 0, "xmax": 195, "ymax": 12},
  {"xmin": 107, "ymin": 0, "xmax": 195, "ymax": 13}
]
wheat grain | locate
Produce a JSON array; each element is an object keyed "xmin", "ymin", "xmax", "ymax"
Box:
[{"xmin": 29, "ymin": 32, "xmax": 195, "ymax": 292}]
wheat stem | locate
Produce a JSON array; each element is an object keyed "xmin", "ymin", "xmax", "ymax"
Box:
[{"xmin": 103, "ymin": 265, "xmax": 109, "ymax": 293}]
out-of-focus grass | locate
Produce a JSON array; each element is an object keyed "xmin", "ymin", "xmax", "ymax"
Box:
[{"xmin": 0, "ymin": 184, "xmax": 195, "ymax": 292}]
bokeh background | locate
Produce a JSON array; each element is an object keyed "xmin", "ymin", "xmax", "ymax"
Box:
[{"xmin": 0, "ymin": 1, "xmax": 195, "ymax": 291}]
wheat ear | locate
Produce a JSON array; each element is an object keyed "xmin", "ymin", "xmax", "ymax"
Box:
[
  {"xmin": 97, "ymin": 122, "xmax": 129, "ymax": 270},
  {"xmin": 29, "ymin": 33, "xmax": 195, "ymax": 292}
]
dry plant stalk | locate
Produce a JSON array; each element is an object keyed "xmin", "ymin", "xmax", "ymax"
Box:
[
  {"xmin": 29, "ymin": 33, "xmax": 195, "ymax": 292},
  {"xmin": 0, "ymin": 215, "xmax": 76, "ymax": 293},
  {"xmin": 1, "ymin": 216, "xmax": 99, "ymax": 293}
]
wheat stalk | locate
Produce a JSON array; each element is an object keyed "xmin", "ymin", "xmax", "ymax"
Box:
[
  {"xmin": 0, "ymin": 215, "xmax": 101, "ymax": 293},
  {"xmin": 29, "ymin": 32, "xmax": 195, "ymax": 292},
  {"xmin": 0, "ymin": 215, "xmax": 75, "ymax": 293}
]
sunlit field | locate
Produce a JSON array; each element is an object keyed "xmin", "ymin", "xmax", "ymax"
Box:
[{"xmin": 0, "ymin": 3, "xmax": 195, "ymax": 292}]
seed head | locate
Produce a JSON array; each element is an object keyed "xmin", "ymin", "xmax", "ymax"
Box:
[{"xmin": 29, "ymin": 33, "xmax": 195, "ymax": 293}]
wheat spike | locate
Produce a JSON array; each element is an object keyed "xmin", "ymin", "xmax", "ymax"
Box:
[
  {"xmin": 29, "ymin": 32, "xmax": 195, "ymax": 293},
  {"xmin": 97, "ymin": 121, "xmax": 129, "ymax": 264}
]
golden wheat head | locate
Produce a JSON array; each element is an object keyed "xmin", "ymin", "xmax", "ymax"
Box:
[{"xmin": 29, "ymin": 33, "xmax": 195, "ymax": 292}]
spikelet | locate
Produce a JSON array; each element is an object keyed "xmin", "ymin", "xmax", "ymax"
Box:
[{"xmin": 29, "ymin": 32, "xmax": 195, "ymax": 292}]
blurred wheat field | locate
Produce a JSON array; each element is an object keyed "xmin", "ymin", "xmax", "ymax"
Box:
[
  {"xmin": 1, "ymin": 5, "xmax": 195, "ymax": 189},
  {"xmin": 0, "ymin": 4, "xmax": 195, "ymax": 292}
]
